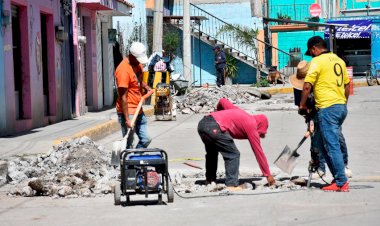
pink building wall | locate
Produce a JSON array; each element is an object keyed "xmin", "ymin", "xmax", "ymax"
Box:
[{"xmin": 2, "ymin": 0, "xmax": 60, "ymax": 134}]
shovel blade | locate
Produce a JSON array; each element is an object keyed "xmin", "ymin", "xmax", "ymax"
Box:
[
  {"xmin": 274, "ymin": 145, "xmax": 299, "ymax": 175},
  {"xmin": 110, "ymin": 150, "xmax": 120, "ymax": 166},
  {"xmin": 110, "ymin": 139, "xmax": 126, "ymax": 166}
]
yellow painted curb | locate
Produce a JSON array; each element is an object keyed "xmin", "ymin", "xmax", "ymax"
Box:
[
  {"xmin": 265, "ymin": 87, "xmax": 294, "ymax": 95},
  {"xmin": 353, "ymin": 81, "xmax": 368, "ymax": 88},
  {"xmin": 53, "ymin": 119, "xmax": 120, "ymax": 145},
  {"xmin": 265, "ymin": 80, "xmax": 369, "ymax": 95},
  {"xmin": 54, "ymin": 106, "xmax": 155, "ymax": 145}
]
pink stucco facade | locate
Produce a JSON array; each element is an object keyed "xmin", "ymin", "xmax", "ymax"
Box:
[
  {"xmin": 73, "ymin": 0, "xmax": 132, "ymax": 116},
  {"xmin": 2, "ymin": 0, "xmax": 60, "ymax": 135},
  {"xmin": 0, "ymin": 0, "xmax": 132, "ymax": 135}
]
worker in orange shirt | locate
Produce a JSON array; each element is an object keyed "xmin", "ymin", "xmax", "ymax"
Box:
[{"xmin": 114, "ymin": 42, "xmax": 153, "ymax": 148}]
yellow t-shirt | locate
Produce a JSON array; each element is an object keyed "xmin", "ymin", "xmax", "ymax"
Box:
[{"xmin": 304, "ymin": 52, "xmax": 350, "ymax": 109}]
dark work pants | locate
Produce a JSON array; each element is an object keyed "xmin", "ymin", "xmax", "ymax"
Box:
[
  {"xmin": 216, "ymin": 68, "xmax": 225, "ymax": 87},
  {"xmin": 197, "ymin": 116, "xmax": 240, "ymax": 186}
]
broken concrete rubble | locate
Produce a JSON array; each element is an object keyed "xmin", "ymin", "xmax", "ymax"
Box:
[
  {"xmin": 5, "ymin": 136, "xmax": 119, "ymax": 198},
  {"xmin": 170, "ymin": 169, "xmax": 308, "ymax": 195},
  {"xmin": 173, "ymin": 85, "xmax": 270, "ymax": 114}
]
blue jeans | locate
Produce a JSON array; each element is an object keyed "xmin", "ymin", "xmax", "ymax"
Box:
[
  {"xmin": 318, "ymin": 127, "xmax": 348, "ymax": 172},
  {"xmin": 317, "ymin": 104, "xmax": 348, "ymax": 186},
  {"xmin": 118, "ymin": 113, "xmax": 151, "ymax": 149}
]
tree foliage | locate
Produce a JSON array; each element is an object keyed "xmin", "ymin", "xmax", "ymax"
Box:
[{"xmin": 217, "ymin": 24, "xmax": 259, "ymax": 53}]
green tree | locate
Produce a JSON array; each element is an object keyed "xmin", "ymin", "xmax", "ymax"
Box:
[
  {"xmin": 225, "ymin": 54, "xmax": 238, "ymax": 79},
  {"xmin": 163, "ymin": 31, "xmax": 180, "ymax": 58},
  {"xmin": 217, "ymin": 24, "xmax": 261, "ymax": 82}
]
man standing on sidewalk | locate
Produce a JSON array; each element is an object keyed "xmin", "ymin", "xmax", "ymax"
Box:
[
  {"xmin": 115, "ymin": 42, "xmax": 153, "ymax": 149},
  {"xmin": 299, "ymin": 36, "xmax": 350, "ymax": 192},
  {"xmin": 214, "ymin": 45, "xmax": 226, "ymax": 87},
  {"xmin": 197, "ymin": 98, "xmax": 276, "ymax": 191}
]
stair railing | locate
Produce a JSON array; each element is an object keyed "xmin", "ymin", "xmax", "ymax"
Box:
[{"xmin": 171, "ymin": 2, "xmax": 301, "ymax": 78}]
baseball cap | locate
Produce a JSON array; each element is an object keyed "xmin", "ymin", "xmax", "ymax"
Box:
[
  {"xmin": 305, "ymin": 36, "xmax": 324, "ymax": 56},
  {"xmin": 129, "ymin": 42, "xmax": 148, "ymax": 64},
  {"xmin": 213, "ymin": 45, "xmax": 221, "ymax": 50}
]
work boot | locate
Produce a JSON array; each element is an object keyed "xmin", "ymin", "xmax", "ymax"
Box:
[
  {"xmin": 345, "ymin": 166, "xmax": 353, "ymax": 178},
  {"xmin": 322, "ymin": 182, "xmax": 349, "ymax": 192}
]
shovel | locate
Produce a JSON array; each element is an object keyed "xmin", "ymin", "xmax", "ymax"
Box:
[
  {"xmin": 111, "ymin": 89, "xmax": 154, "ymax": 166},
  {"xmin": 273, "ymin": 131, "xmax": 310, "ymax": 175}
]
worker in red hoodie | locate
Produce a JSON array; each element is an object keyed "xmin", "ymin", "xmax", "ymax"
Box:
[{"xmin": 197, "ymin": 98, "xmax": 276, "ymax": 190}]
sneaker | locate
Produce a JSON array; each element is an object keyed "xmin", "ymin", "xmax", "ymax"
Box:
[
  {"xmin": 311, "ymin": 169, "xmax": 326, "ymax": 179},
  {"xmin": 322, "ymin": 182, "xmax": 349, "ymax": 192},
  {"xmin": 345, "ymin": 166, "xmax": 353, "ymax": 178}
]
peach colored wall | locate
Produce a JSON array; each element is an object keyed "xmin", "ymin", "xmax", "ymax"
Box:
[
  {"xmin": 257, "ymin": 30, "xmax": 265, "ymax": 65},
  {"xmin": 271, "ymin": 33, "xmax": 279, "ymax": 67}
]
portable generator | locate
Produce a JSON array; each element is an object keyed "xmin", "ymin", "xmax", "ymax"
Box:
[
  {"xmin": 154, "ymin": 83, "xmax": 175, "ymax": 120},
  {"xmin": 114, "ymin": 148, "xmax": 174, "ymax": 205}
]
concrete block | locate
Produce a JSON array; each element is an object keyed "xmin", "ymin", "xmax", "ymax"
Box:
[{"xmin": 0, "ymin": 160, "xmax": 8, "ymax": 185}]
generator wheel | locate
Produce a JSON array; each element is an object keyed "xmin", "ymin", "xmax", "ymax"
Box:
[
  {"xmin": 114, "ymin": 182, "xmax": 121, "ymax": 205},
  {"xmin": 167, "ymin": 178, "xmax": 174, "ymax": 203}
]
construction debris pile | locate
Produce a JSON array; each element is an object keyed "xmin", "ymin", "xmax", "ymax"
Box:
[
  {"xmin": 6, "ymin": 137, "xmax": 118, "ymax": 198},
  {"xmin": 173, "ymin": 85, "xmax": 271, "ymax": 114},
  {"xmin": 171, "ymin": 170, "xmax": 307, "ymax": 194}
]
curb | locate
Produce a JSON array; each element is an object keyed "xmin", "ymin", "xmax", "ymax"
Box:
[
  {"xmin": 54, "ymin": 105, "xmax": 155, "ymax": 144},
  {"xmin": 264, "ymin": 80, "xmax": 369, "ymax": 95}
]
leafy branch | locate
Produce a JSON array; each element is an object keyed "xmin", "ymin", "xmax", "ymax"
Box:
[{"xmin": 217, "ymin": 24, "xmax": 259, "ymax": 53}]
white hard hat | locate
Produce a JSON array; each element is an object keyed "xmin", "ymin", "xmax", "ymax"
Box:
[{"xmin": 129, "ymin": 42, "xmax": 148, "ymax": 64}]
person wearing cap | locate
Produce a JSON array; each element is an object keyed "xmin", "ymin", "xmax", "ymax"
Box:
[
  {"xmin": 299, "ymin": 36, "xmax": 350, "ymax": 192},
  {"xmin": 213, "ymin": 45, "xmax": 226, "ymax": 87},
  {"xmin": 290, "ymin": 61, "xmax": 352, "ymax": 180},
  {"xmin": 197, "ymin": 98, "xmax": 276, "ymax": 190},
  {"xmin": 114, "ymin": 42, "xmax": 153, "ymax": 148}
]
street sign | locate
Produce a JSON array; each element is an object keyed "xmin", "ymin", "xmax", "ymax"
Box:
[{"xmin": 310, "ymin": 3, "xmax": 321, "ymax": 17}]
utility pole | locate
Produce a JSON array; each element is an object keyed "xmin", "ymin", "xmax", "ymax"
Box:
[
  {"xmin": 183, "ymin": 0, "xmax": 192, "ymax": 83},
  {"xmin": 153, "ymin": 0, "xmax": 163, "ymax": 52}
]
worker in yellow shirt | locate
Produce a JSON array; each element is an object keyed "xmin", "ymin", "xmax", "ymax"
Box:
[{"xmin": 299, "ymin": 36, "xmax": 350, "ymax": 192}]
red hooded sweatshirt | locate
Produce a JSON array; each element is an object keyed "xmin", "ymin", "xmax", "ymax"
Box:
[{"xmin": 209, "ymin": 98, "xmax": 271, "ymax": 177}]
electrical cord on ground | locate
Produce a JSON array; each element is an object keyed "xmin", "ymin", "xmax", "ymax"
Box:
[{"xmin": 317, "ymin": 170, "xmax": 329, "ymax": 184}]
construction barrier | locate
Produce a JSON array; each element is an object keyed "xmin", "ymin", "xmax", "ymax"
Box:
[{"xmin": 347, "ymin": 66, "xmax": 354, "ymax": 96}]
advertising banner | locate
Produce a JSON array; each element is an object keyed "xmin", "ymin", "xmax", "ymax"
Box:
[{"xmin": 325, "ymin": 20, "xmax": 372, "ymax": 39}]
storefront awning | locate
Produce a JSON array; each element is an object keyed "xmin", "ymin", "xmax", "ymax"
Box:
[
  {"xmin": 77, "ymin": 0, "xmax": 134, "ymax": 16},
  {"xmin": 325, "ymin": 20, "xmax": 372, "ymax": 39}
]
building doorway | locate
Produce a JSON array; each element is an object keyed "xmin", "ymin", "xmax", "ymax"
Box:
[{"xmin": 11, "ymin": 4, "xmax": 31, "ymax": 120}]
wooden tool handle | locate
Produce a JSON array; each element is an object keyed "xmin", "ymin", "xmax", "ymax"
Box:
[{"xmin": 130, "ymin": 89, "xmax": 155, "ymax": 128}]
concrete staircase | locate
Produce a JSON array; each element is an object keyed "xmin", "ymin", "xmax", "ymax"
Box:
[{"xmin": 167, "ymin": 3, "xmax": 299, "ymax": 79}]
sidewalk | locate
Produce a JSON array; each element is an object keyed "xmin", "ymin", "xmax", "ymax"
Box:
[
  {"xmin": 0, "ymin": 78, "xmax": 368, "ymax": 158},
  {"xmin": 0, "ymin": 106, "xmax": 153, "ymax": 158}
]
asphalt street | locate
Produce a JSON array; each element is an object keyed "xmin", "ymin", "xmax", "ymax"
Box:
[{"xmin": 1, "ymin": 86, "xmax": 380, "ymax": 226}]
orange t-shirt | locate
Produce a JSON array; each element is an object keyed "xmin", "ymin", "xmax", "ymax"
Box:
[{"xmin": 114, "ymin": 58, "xmax": 143, "ymax": 114}]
